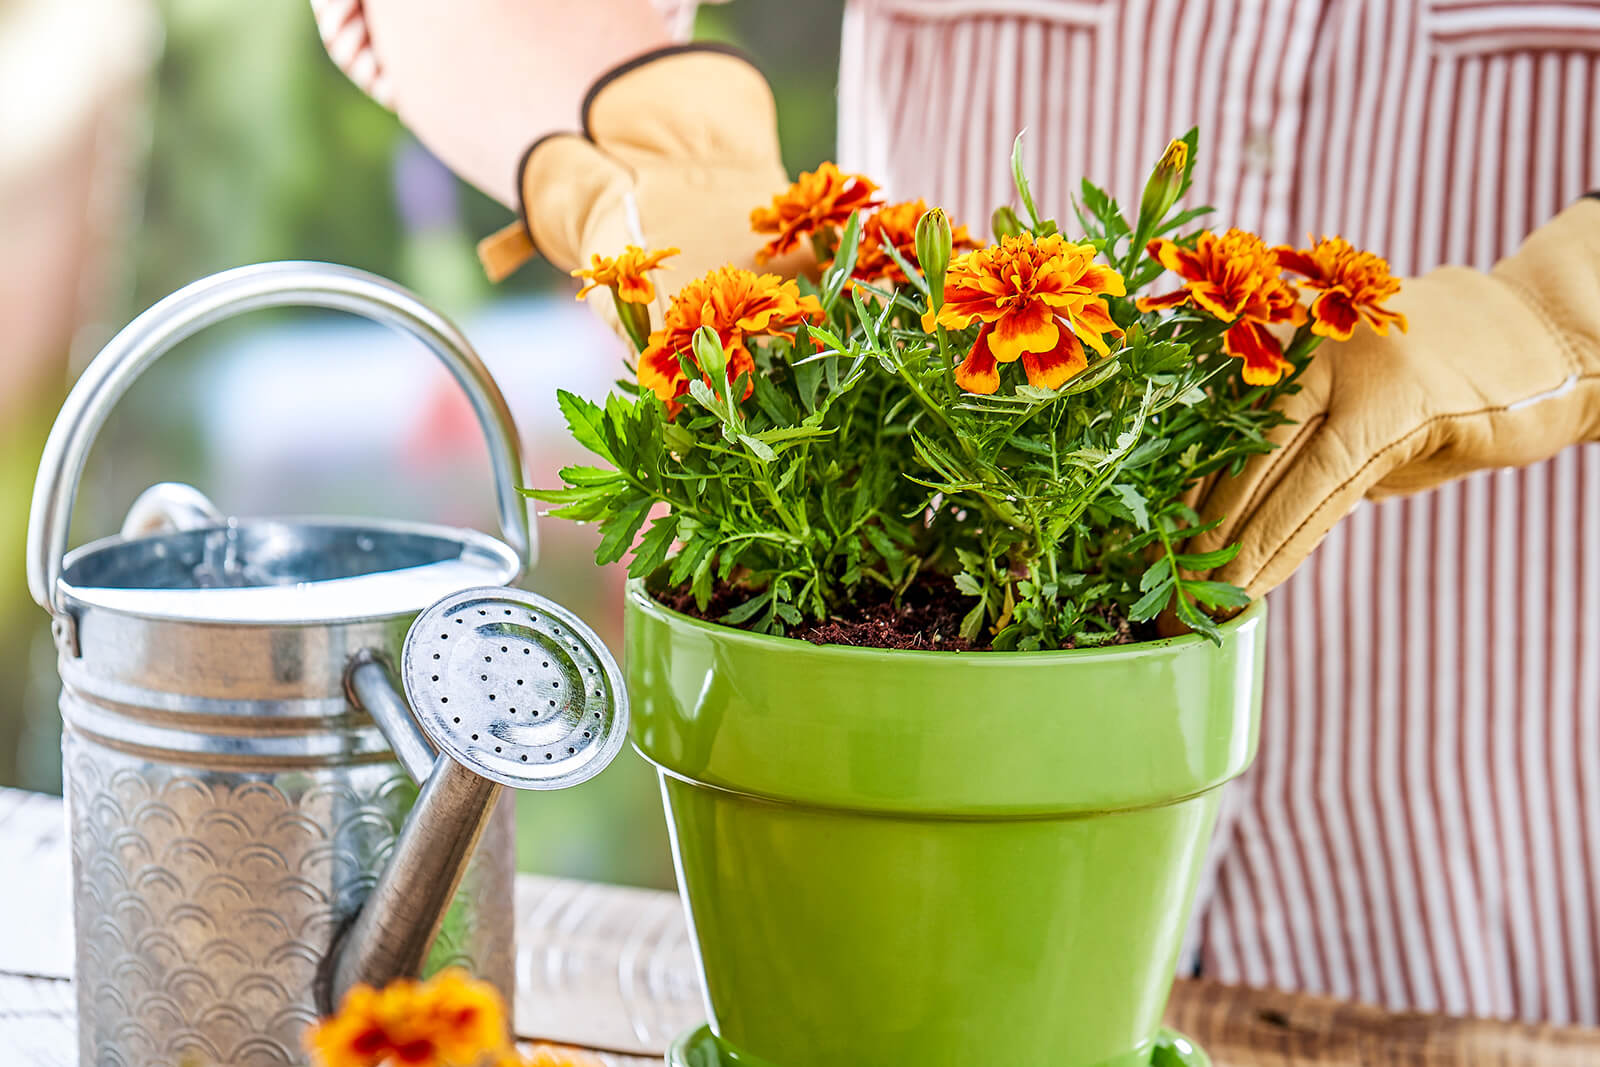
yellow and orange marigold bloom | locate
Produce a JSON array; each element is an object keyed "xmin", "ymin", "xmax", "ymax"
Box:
[
  {"xmin": 306, "ymin": 968, "xmax": 509, "ymax": 1067},
  {"xmin": 751, "ymin": 162, "xmax": 883, "ymax": 264},
  {"xmin": 570, "ymin": 245, "xmax": 679, "ymax": 305},
  {"xmin": 1137, "ymin": 229, "xmax": 1307, "ymax": 385},
  {"xmin": 1275, "ymin": 235, "xmax": 1407, "ymax": 341},
  {"xmin": 852, "ymin": 200, "xmax": 978, "ymax": 284},
  {"xmin": 928, "ymin": 232, "xmax": 1125, "ymax": 395},
  {"xmin": 639, "ymin": 265, "xmax": 824, "ymax": 409}
]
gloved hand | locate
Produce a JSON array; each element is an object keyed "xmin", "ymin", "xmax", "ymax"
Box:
[
  {"xmin": 479, "ymin": 45, "xmax": 811, "ymax": 294},
  {"xmin": 1195, "ymin": 197, "xmax": 1600, "ymax": 597}
]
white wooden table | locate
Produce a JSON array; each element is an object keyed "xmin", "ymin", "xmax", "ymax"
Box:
[{"xmin": 5, "ymin": 786, "xmax": 1599, "ymax": 1066}]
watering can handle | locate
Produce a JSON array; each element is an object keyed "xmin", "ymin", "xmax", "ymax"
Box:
[{"xmin": 26, "ymin": 261, "xmax": 536, "ymax": 620}]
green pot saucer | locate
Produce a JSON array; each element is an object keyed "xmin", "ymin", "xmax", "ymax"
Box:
[{"xmin": 665, "ymin": 1025, "xmax": 1212, "ymax": 1067}]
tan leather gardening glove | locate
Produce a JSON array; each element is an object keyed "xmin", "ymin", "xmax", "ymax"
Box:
[
  {"xmin": 478, "ymin": 45, "xmax": 812, "ymax": 296},
  {"xmin": 1195, "ymin": 196, "xmax": 1600, "ymax": 598}
]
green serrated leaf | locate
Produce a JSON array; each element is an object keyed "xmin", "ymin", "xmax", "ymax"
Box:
[
  {"xmin": 738, "ymin": 434, "xmax": 777, "ymax": 462},
  {"xmin": 1129, "ymin": 579, "xmax": 1174, "ymax": 622},
  {"xmin": 1111, "ymin": 483, "xmax": 1151, "ymax": 530},
  {"xmin": 1174, "ymin": 543, "xmax": 1242, "ymax": 570},
  {"xmin": 1183, "ymin": 580, "xmax": 1251, "ymax": 611},
  {"xmin": 558, "ymin": 465, "xmax": 624, "ymax": 487},
  {"xmin": 952, "ymin": 572, "xmax": 983, "ymax": 596},
  {"xmin": 556, "ymin": 390, "xmax": 614, "ymax": 461},
  {"xmin": 628, "ymin": 514, "xmax": 680, "ymax": 579},
  {"xmin": 522, "ymin": 483, "xmax": 615, "ymax": 505},
  {"xmin": 959, "ymin": 600, "xmax": 988, "ymax": 642},
  {"xmin": 820, "ymin": 212, "xmax": 862, "ymax": 311},
  {"xmin": 668, "ymin": 535, "xmax": 714, "ymax": 586},
  {"xmin": 720, "ymin": 590, "xmax": 773, "ymax": 626},
  {"xmin": 595, "ymin": 497, "xmax": 653, "ymax": 566},
  {"xmin": 1139, "ymin": 557, "xmax": 1172, "ymax": 592}
]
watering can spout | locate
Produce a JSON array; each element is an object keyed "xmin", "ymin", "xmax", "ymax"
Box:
[{"xmin": 322, "ymin": 747, "xmax": 503, "ymax": 1009}]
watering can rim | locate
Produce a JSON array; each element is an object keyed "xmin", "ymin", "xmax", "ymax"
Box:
[{"xmin": 59, "ymin": 512, "xmax": 523, "ymax": 627}]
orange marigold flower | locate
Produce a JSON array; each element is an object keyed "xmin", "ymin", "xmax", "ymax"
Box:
[
  {"xmin": 571, "ymin": 245, "xmax": 679, "ymax": 304},
  {"xmin": 306, "ymin": 968, "xmax": 509, "ymax": 1067},
  {"xmin": 751, "ymin": 162, "xmax": 882, "ymax": 264},
  {"xmin": 1137, "ymin": 229, "xmax": 1307, "ymax": 385},
  {"xmin": 1275, "ymin": 235, "xmax": 1408, "ymax": 341},
  {"xmin": 852, "ymin": 200, "xmax": 978, "ymax": 284},
  {"xmin": 639, "ymin": 265, "xmax": 824, "ymax": 410},
  {"xmin": 928, "ymin": 233, "xmax": 1126, "ymax": 395}
]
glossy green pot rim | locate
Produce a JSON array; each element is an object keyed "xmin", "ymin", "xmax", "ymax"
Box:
[{"xmin": 627, "ymin": 579, "xmax": 1264, "ymax": 662}]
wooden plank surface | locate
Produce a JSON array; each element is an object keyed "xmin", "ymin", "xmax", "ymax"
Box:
[{"xmin": 4, "ymin": 786, "xmax": 1599, "ymax": 1065}]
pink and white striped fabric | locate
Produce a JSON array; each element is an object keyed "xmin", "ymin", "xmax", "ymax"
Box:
[{"xmin": 839, "ymin": 0, "xmax": 1600, "ymax": 1024}]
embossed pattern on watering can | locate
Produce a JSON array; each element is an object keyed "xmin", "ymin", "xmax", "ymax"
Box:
[{"xmin": 64, "ymin": 737, "xmax": 514, "ymax": 1067}]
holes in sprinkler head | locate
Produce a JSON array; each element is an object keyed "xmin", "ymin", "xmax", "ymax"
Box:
[
  {"xmin": 516, "ymin": 679, "xmax": 523, "ymax": 686},
  {"xmin": 453, "ymin": 717, "xmax": 460, "ymax": 724},
  {"xmin": 440, "ymin": 697, "xmax": 448, "ymax": 704},
  {"xmin": 495, "ymin": 746, "xmax": 502, "ymax": 753},
  {"xmin": 433, "ymin": 654, "xmax": 440, "ymax": 660},
  {"xmin": 501, "ymin": 646, "xmax": 508, "ymax": 652},
  {"xmin": 484, "ymin": 656, "xmax": 492, "ymax": 663},
  {"xmin": 471, "ymin": 733, "xmax": 479, "ymax": 740},
  {"xmin": 480, "ymin": 674, "xmax": 488, "ymax": 681},
  {"xmin": 431, "ymin": 675, "xmax": 438, "ymax": 682},
  {"xmin": 522, "ymin": 649, "xmax": 530, "ymax": 656},
  {"xmin": 545, "ymin": 753, "xmax": 552, "ymax": 760},
  {"xmin": 521, "ymin": 754, "xmax": 528, "ymax": 761},
  {"xmin": 478, "ymin": 609, "xmax": 486, "ymax": 615},
  {"xmin": 567, "ymin": 747, "xmax": 575, "ymax": 754},
  {"xmin": 488, "ymin": 694, "xmax": 496, "ymax": 701},
  {"xmin": 542, "ymin": 661, "xmax": 549, "ymax": 668},
  {"xmin": 455, "ymin": 618, "xmax": 463, "ymax": 625}
]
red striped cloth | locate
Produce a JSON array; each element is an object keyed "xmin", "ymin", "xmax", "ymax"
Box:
[{"xmin": 839, "ymin": 0, "xmax": 1600, "ymax": 1024}]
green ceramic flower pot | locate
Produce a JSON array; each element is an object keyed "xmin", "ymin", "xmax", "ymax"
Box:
[{"xmin": 626, "ymin": 582, "xmax": 1265, "ymax": 1067}]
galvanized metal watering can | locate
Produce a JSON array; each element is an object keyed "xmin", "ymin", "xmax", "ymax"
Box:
[{"xmin": 26, "ymin": 262, "xmax": 630, "ymax": 1067}]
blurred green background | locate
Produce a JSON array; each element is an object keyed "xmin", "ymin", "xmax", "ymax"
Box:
[{"xmin": 0, "ymin": 0, "xmax": 842, "ymax": 890}]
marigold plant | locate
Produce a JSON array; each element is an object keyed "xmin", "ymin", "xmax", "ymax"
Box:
[{"xmin": 532, "ymin": 132, "xmax": 1405, "ymax": 646}]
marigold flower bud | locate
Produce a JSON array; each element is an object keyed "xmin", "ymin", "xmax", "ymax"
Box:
[
  {"xmin": 991, "ymin": 205, "xmax": 1024, "ymax": 241},
  {"xmin": 614, "ymin": 295, "xmax": 652, "ymax": 354},
  {"xmin": 915, "ymin": 207, "xmax": 953, "ymax": 308},
  {"xmin": 691, "ymin": 325, "xmax": 728, "ymax": 385},
  {"xmin": 1139, "ymin": 139, "xmax": 1189, "ymax": 227}
]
